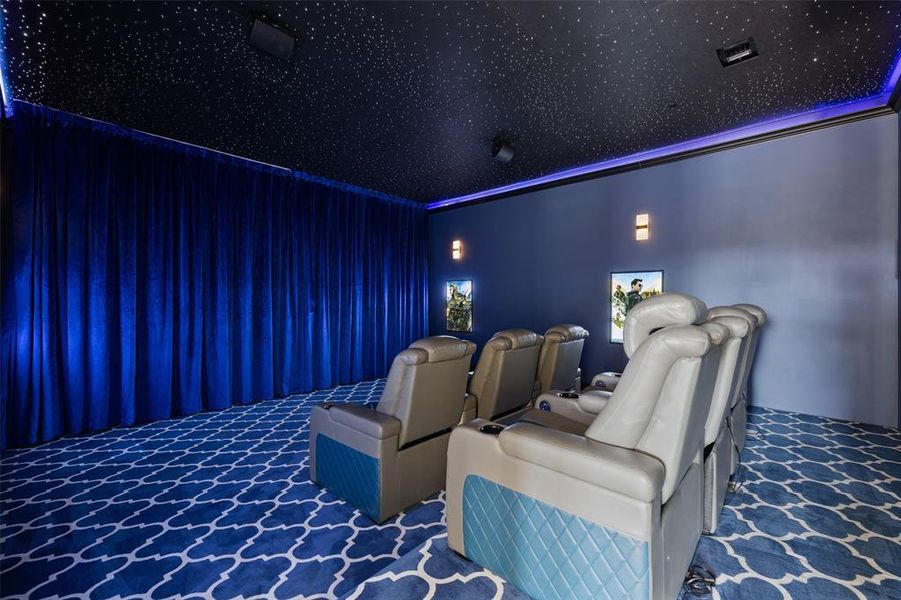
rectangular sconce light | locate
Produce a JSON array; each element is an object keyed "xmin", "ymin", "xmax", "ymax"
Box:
[
  {"xmin": 635, "ymin": 214, "xmax": 649, "ymax": 241},
  {"xmin": 452, "ymin": 239, "xmax": 463, "ymax": 260}
]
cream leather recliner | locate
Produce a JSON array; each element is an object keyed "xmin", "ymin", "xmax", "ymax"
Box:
[
  {"xmin": 728, "ymin": 303, "xmax": 766, "ymax": 473},
  {"xmin": 535, "ymin": 324, "xmax": 589, "ymax": 395},
  {"xmin": 310, "ymin": 335, "xmax": 475, "ymax": 522},
  {"xmin": 535, "ymin": 294, "xmax": 709, "ymax": 427},
  {"xmin": 699, "ymin": 312, "xmax": 752, "ymax": 533},
  {"xmin": 460, "ymin": 329, "xmax": 543, "ymax": 423},
  {"xmin": 447, "ymin": 300, "xmax": 723, "ymax": 600},
  {"xmin": 587, "ymin": 294, "xmax": 709, "ymax": 394}
]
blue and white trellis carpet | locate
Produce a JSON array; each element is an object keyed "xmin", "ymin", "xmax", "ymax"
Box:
[
  {"xmin": 1, "ymin": 380, "xmax": 899, "ymax": 599},
  {"xmin": 1, "ymin": 381, "xmax": 444, "ymax": 599}
]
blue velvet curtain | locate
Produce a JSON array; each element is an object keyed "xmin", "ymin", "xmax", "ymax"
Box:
[{"xmin": 1, "ymin": 101, "xmax": 428, "ymax": 449}]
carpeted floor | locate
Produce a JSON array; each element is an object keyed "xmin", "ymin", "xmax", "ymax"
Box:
[{"xmin": 1, "ymin": 380, "xmax": 899, "ymax": 599}]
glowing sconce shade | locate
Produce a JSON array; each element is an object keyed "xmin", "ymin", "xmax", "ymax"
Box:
[
  {"xmin": 635, "ymin": 214, "xmax": 649, "ymax": 241},
  {"xmin": 452, "ymin": 239, "xmax": 463, "ymax": 260}
]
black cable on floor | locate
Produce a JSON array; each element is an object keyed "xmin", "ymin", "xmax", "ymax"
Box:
[
  {"xmin": 746, "ymin": 419, "xmax": 765, "ymax": 443},
  {"xmin": 683, "ymin": 564, "xmax": 715, "ymax": 597},
  {"xmin": 728, "ymin": 463, "xmax": 747, "ymax": 494}
]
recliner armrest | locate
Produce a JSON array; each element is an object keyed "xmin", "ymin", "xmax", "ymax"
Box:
[
  {"xmin": 498, "ymin": 422, "xmax": 664, "ymax": 502},
  {"xmin": 325, "ymin": 404, "xmax": 401, "ymax": 440},
  {"xmin": 590, "ymin": 371, "xmax": 622, "ymax": 389},
  {"xmin": 577, "ymin": 389, "xmax": 612, "ymax": 414}
]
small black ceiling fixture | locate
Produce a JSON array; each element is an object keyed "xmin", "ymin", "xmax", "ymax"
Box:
[
  {"xmin": 248, "ymin": 16, "xmax": 295, "ymax": 61},
  {"xmin": 491, "ymin": 135, "xmax": 515, "ymax": 164},
  {"xmin": 717, "ymin": 37, "xmax": 759, "ymax": 68}
]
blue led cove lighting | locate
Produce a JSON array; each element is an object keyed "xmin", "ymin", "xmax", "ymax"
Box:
[{"xmin": 428, "ymin": 54, "xmax": 901, "ymax": 211}]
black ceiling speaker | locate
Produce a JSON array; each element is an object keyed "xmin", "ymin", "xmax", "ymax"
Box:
[
  {"xmin": 491, "ymin": 136, "xmax": 515, "ymax": 164},
  {"xmin": 248, "ymin": 17, "xmax": 295, "ymax": 61},
  {"xmin": 717, "ymin": 37, "xmax": 758, "ymax": 67}
]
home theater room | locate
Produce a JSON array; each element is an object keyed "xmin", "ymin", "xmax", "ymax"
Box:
[{"xmin": 1, "ymin": 1, "xmax": 899, "ymax": 599}]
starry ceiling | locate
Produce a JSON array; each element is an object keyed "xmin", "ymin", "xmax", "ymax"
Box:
[{"xmin": 2, "ymin": 1, "xmax": 900, "ymax": 204}]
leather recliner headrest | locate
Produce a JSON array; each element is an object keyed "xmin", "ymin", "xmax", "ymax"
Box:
[
  {"xmin": 485, "ymin": 328, "xmax": 542, "ymax": 351},
  {"xmin": 733, "ymin": 303, "xmax": 767, "ymax": 327},
  {"xmin": 662, "ymin": 323, "xmax": 720, "ymax": 355},
  {"xmin": 710, "ymin": 314, "xmax": 751, "ymax": 339},
  {"xmin": 699, "ymin": 321, "xmax": 730, "ymax": 346},
  {"xmin": 543, "ymin": 324, "xmax": 589, "ymax": 343},
  {"xmin": 623, "ymin": 293, "xmax": 708, "ymax": 358},
  {"xmin": 400, "ymin": 335, "xmax": 476, "ymax": 365},
  {"xmin": 706, "ymin": 306, "xmax": 756, "ymax": 333}
]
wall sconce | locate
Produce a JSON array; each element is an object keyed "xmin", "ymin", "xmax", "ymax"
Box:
[
  {"xmin": 635, "ymin": 214, "xmax": 649, "ymax": 241},
  {"xmin": 452, "ymin": 239, "xmax": 463, "ymax": 260}
]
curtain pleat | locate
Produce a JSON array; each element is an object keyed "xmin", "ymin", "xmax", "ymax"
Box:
[{"xmin": 0, "ymin": 101, "xmax": 429, "ymax": 449}]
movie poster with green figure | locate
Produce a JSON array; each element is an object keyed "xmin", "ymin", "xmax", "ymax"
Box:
[
  {"xmin": 446, "ymin": 280, "xmax": 473, "ymax": 332},
  {"xmin": 610, "ymin": 271, "xmax": 663, "ymax": 343}
]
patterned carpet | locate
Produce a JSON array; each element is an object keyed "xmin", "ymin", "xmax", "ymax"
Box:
[
  {"xmin": 1, "ymin": 380, "xmax": 899, "ymax": 599},
  {"xmin": 1, "ymin": 381, "xmax": 444, "ymax": 599}
]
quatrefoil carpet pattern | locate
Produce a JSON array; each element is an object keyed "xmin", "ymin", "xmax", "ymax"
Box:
[
  {"xmin": 1, "ymin": 381, "xmax": 444, "ymax": 599},
  {"xmin": 1, "ymin": 380, "xmax": 900, "ymax": 600}
]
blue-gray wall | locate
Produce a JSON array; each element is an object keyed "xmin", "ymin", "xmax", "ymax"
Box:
[{"xmin": 429, "ymin": 114, "xmax": 899, "ymax": 428}]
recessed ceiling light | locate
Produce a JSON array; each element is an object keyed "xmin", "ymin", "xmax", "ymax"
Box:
[
  {"xmin": 248, "ymin": 16, "xmax": 295, "ymax": 61},
  {"xmin": 717, "ymin": 37, "xmax": 759, "ymax": 67},
  {"xmin": 491, "ymin": 135, "xmax": 515, "ymax": 164}
]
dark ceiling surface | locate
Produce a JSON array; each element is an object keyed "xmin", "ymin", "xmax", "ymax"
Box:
[{"xmin": 3, "ymin": 1, "xmax": 900, "ymax": 203}]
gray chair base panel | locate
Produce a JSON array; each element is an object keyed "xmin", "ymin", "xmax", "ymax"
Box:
[
  {"xmin": 393, "ymin": 433, "xmax": 452, "ymax": 517},
  {"xmin": 703, "ymin": 429, "xmax": 732, "ymax": 534},
  {"xmin": 728, "ymin": 397, "xmax": 748, "ymax": 475},
  {"xmin": 661, "ymin": 458, "xmax": 704, "ymax": 600}
]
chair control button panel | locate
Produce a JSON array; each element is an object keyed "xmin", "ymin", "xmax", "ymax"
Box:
[{"xmin": 479, "ymin": 424, "xmax": 505, "ymax": 436}]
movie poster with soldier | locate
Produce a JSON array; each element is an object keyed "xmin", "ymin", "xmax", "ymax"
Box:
[
  {"xmin": 446, "ymin": 280, "xmax": 473, "ymax": 332},
  {"xmin": 610, "ymin": 271, "xmax": 663, "ymax": 343}
]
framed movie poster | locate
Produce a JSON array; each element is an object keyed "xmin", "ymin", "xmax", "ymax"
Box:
[
  {"xmin": 446, "ymin": 279, "xmax": 473, "ymax": 333},
  {"xmin": 610, "ymin": 271, "xmax": 664, "ymax": 343}
]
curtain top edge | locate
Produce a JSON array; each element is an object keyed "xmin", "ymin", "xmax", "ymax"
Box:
[{"xmin": 10, "ymin": 99, "xmax": 424, "ymax": 210}]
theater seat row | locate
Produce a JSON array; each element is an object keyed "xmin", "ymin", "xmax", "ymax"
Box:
[
  {"xmin": 308, "ymin": 322, "xmax": 588, "ymax": 523},
  {"xmin": 464, "ymin": 324, "xmax": 589, "ymax": 424},
  {"xmin": 534, "ymin": 299, "xmax": 765, "ymax": 534},
  {"xmin": 309, "ymin": 293, "xmax": 765, "ymax": 599},
  {"xmin": 585, "ymin": 302, "xmax": 766, "ymax": 484},
  {"xmin": 446, "ymin": 294, "xmax": 766, "ymax": 600}
]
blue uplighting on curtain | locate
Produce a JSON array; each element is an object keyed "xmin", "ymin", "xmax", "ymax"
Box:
[{"xmin": 0, "ymin": 101, "xmax": 428, "ymax": 449}]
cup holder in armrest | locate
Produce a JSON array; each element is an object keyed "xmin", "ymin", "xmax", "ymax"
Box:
[
  {"xmin": 479, "ymin": 424, "xmax": 505, "ymax": 436},
  {"xmin": 556, "ymin": 391, "xmax": 579, "ymax": 399}
]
